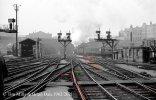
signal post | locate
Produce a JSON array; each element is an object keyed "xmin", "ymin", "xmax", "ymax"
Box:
[
  {"xmin": 57, "ymin": 31, "xmax": 72, "ymax": 59},
  {"xmin": 95, "ymin": 28, "xmax": 119, "ymax": 59}
]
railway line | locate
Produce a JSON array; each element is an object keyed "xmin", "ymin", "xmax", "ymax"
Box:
[
  {"xmin": 4, "ymin": 57, "xmax": 61, "ymax": 100},
  {"xmin": 96, "ymin": 58, "xmax": 155, "ymax": 81},
  {"xmin": 97, "ymin": 59, "xmax": 156, "ymax": 89},
  {"xmin": 70, "ymin": 58, "xmax": 156, "ymax": 100},
  {"xmin": 71, "ymin": 60, "xmax": 136, "ymax": 100},
  {"xmin": 85, "ymin": 65, "xmax": 156, "ymax": 100},
  {"xmin": 3, "ymin": 56, "xmax": 156, "ymax": 100},
  {"xmin": 4, "ymin": 57, "xmax": 59, "ymax": 83},
  {"xmin": 99, "ymin": 58, "xmax": 156, "ymax": 71}
]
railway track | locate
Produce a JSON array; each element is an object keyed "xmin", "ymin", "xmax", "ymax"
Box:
[
  {"xmin": 4, "ymin": 57, "xmax": 59, "ymax": 84},
  {"xmin": 71, "ymin": 59, "xmax": 118, "ymax": 100},
  {"xmin": 6, "ymin": 57, "xmax": 46, "ymax": 67},
  {"xmin": 70, "ymin": 58, "xmax": 156, "ymax": 100},
  {"xmin": 4, "ymin": 56, "xmax": 81, "ymax": 100},
  {"xmin": 4, "ymin": 57, "xmax": 62, "ymax": 100},
  {"xmin": 97, "ymin": 59, "xmax": 149, "ymax": 79},
  {"xmin": 6, "ymin": 57, "xmax": 37, "ymax": 66},
  {"xmin": 86, "ymin": 64, "xmax": 156, "ymax": 100},
  {"xmin": 96, "ymin": 59, "xmax": 156, "ymax": 83},
  {"xmin": 3, "ymin": 56, "xmax": 156, "ymax": 100},
  {"xmin": 98, "ymin": 59, "xmax": 156, "ymax": 89},
  {"xmin": 99, "ymin": 58, "xmax": 156, "ymax": 70}
]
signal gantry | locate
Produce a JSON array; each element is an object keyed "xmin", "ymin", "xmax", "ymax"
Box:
[
  {"xmin": 57, "ymin": 31, "xmax": 72, "ymax": 59},
  {"xmin": 95, "ymin": 28, "xmax": 119, "ymax": 59}
]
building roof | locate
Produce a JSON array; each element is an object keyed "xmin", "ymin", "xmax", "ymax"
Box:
[{"xmin": 19, "ymin": 38, "xmax": 36, "ymax": 44}]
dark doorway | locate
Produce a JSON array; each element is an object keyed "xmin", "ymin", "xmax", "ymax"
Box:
[{"xmin": 143, "ymin": 48, "xmax": 150, "ymax": 63}]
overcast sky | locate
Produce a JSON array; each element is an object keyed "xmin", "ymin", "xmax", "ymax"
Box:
[{"xmin": 0, "ymin": 0, "xmax": 156, "ymax": 45}]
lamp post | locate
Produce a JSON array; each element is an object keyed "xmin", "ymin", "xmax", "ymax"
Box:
[{"xmin": 57, "ymin": 31, "xmax": 72, "ymax": 59}]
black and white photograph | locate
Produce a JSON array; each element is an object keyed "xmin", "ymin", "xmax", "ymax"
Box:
[{"xmin": 0, "ymin": 0, "xmax": 156, "ymax": 100}]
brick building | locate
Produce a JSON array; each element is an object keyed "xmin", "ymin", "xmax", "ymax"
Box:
[{"xmin": 118, "ymin": 22, "xmax": 156, "ymax": 47}]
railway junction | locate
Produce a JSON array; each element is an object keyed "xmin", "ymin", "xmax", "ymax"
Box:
[
  {"xmin": 3, "ymin": 55, "xmax": 156, "ymax": 100},
  {"xmin": 2, "ymin": 26, "xmax": 156, "ymax": 100},
  {"xmin": 1, "ymin": 1, "xmax": 156, "ymax": 100}
]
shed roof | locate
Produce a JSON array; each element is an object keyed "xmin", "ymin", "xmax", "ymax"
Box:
[{"xmin": 19, "ymin": 38, "xmax": 36, "ymax": 44}]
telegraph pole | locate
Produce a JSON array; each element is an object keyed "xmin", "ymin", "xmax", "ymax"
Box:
[
  {"xmin": 57, "ymin": 31, "xmax": 72, "ymax": 59},
  {"xmin": 13, "ymin": 4, "xmax": 20, "ymax": 56}
]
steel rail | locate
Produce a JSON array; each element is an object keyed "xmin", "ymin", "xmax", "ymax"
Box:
[
  {"xmin": 4, "ymin": 57, "xmax": 60, "ymax": 94},
  {"xmin": 6, "ymin": 57, "xmax": 52, "ymax": 75},
  {"xmin": 102, "ymin": 57, "xmax": 156, "ymax": 78},
  {"xmin": 85, "ymin": 63, "xmax": 156, "ymax": 87},
  {"xmin": 5, "ymin": 71, "xmax": 52, "ymax": 100},
  {"xmin": 24, "ymin": 63, "xmax": 77, "ymax": 97},
  {"xmin": 4, "ymin": 66, "xmax": 50, "ymax": 93},
  {"xmin": 83, "ymin": 63, "xmax": 126, "ymax": 80},
  {"xmin": 102, "ymin": 57, "xmax": 156, "ymax": 68},
  {"xmin": 4, "ymin": 67, "xmax": 42, "ymax": 83},
  {"xmin": 6, "ymin": 57, "xmax": 39, "ymax": 65},
  {"xmin": 26, "ymin": 63, "xmax": 59, "ymax": 95},
  {"xmin": 97, "ymin": 60, "xmax": 156, "ymax": 92},
  {"xmin": 5, "ymin": 58, "xmax": 61, "ymax": 100},
  {"xmin": 98, "ymin": 58, "xmax": 156, "ymax": 81},
  {"xmin": 71, "ymin": 58, "xmax": 154, "ymax": 100},
  {"xmin": 5, "ymin": 72, "xmax": 50, "ymax": 100},
  {"xmin": 71, "ymin": 60, "xmax": 86, "ymax": 100},
  {"xmin": 79, "ymin": 62, "xmax": 118, "ymax": 100},
  {"xmin": 24, "ymin": 62, "xmax": 72, "ymax": 97},
  {"xmin": 7, "ymin": 58, "xmax": 49, "ymax": 70},
  {"xmin": 97, "ymin": 59, "xmax": 141, "ymax": 78},
  {"xmin": 8, "ymin": 62, "xmax": 48, "ymax": 76},
  {"xmin": 85, "ymin": 66, "xmax": 150, "ymax": 100},
  {"xmin": 6, "ymin": 57, "xmax": 31, "ymax": 62}
]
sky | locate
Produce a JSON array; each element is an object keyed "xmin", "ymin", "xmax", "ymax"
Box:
[{"xmin": 0, "ymin": 0, "xmax": 156, "ymax": 45}]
